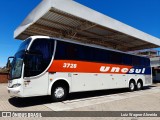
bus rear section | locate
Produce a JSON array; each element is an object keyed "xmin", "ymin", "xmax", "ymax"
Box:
[{"xmin": 7, "ymin": 36, "xmax": 152, "ymax": 102}]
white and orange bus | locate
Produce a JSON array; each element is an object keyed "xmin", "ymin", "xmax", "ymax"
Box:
[{"xmin": 7, "ymin": 36, "xmax": 152, "ymax": 102}]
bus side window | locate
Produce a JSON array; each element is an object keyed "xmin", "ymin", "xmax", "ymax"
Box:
[
  {"xmin": 122, "ymin": 54, "xmax": 132, "ymax": 65},
  {"xmin": 84, "ymin": 46, "xmax": 93, "ymax": 61},
  {"xmin": 145, "ymin": 58, "xmax": 150, "ymax": 67},
  {"xmin": 92, "ymin": 48, "xmax": 109, "ymax": 63},
  {"xmin": 132, "ymin": 56, "xmax": 140, "ymax": 66},
  {"xmin": 65, "ymin": 43, "xmax": 76, "ymax": 60},
  {"xmin": 76, "ymin": 45, "xmax": 85, "ymax": 61},
  {"xmin": 54, "ymin": 42, "xmax": 66, "ymax": 60},
  {"xmin": 110, "ymin": 51, "xmax": 123, "ymax": 65},
  {"xmin": 140, "ymin": 57, "xmax": 145, "ymax": 67}
]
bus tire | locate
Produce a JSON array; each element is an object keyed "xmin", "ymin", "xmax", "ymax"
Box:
[
  {"xmin": 137, "ymin": 81, "xmax": 143, "ymax": 90},
  {"xmin": 51, "ymin": 84, "xmax": 68, "ymax": 102},
  {"xmin": 129, "ymin": 80, "xmax": 135, "ymax": 92}
]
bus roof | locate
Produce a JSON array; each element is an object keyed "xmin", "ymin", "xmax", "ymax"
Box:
[{"xmin": 14, "ymin": 0, "xmax": 160, "ymax": 52}]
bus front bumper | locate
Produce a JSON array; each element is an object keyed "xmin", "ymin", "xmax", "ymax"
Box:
[{"xmin": 7, "ymin": 86, "xmax": 22, "ymax": 97}]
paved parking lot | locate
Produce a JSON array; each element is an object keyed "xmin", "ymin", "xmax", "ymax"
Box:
[
  {"xmin": 1, "ymin": 83, "xmax": 160, "ymax": 120},
  {"xmin": 0, "ymin": 84, "xmax": 51, "ymax": 111}
]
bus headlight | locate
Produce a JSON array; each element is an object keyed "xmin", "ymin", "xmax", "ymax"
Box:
[{"xmin": 12, "ymin": 83, "xmax": 21, "ymax": 88}]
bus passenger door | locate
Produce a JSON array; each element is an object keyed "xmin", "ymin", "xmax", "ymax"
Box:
[
  {"xmin": 23, "ymin": 73, "xmax": 49, "ymax": 96},
  {"xmin": 23, "ymin": 52, "xmax": 49, "ymax": 96},
  {"xmin": 23, "ymin": 38, "xmax": 54, "ymax": 97}
]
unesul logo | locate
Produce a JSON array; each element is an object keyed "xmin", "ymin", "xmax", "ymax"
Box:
[{"xmin": 100, "ymin": 66, "xmax": 146, "ymax": 74}]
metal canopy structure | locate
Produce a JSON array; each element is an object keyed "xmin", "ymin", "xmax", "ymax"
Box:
[{"xmin": 14, "ymin": 0, "xmax": 160, "ymax": 51}]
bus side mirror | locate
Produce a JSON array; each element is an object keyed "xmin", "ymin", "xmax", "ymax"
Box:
[
  {"xmin": 6, "ymin": 56, "xmax": 14, "ymax": 79},
  {"xmin": 6, "ymin": 56, "xmax": 14, "ymax": 69}
]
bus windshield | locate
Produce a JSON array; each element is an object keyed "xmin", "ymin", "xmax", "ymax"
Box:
[
  {"xmin": 10, "ymin": 51, "xmax": 24, "ymax": 79},
  {"xmin": 9, "ymin": 38, "xmax": 31, "ymax": 80},
  {"xmin": 17, "ymin": 38, "xmax": 31, "ymax": 52}
]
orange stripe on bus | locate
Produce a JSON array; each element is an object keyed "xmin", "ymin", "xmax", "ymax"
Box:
[{"xmin": 48, "ymin": 60, "xmax": 133, "ymax": 74}]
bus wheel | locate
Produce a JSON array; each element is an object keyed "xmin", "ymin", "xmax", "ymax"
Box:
[
  {"xmin": 137, "ymin": 81, "xmax": 143, "ymax": 90},
  {"xmin": 129, "ymin": 81, "xmax": 135, "ymax": 92},
  {"xmin": 51, "ymin": 85, "xmax": 67, "ymax": 102}
]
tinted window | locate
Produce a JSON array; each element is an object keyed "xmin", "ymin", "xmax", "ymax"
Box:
[
  {"xmin": 132, "ymin": 56, "xmax": 140, "ymax": 66},
  {"xmin": 55, "ymin": 41, "xmax": 93, "ymax": 61},
  {"xmin": 55, "ymin": 41, "xmax": 76, "ymax": 60},
  {"xmin": 132, "ymin": 56, "xmax": 150, "ymax": 67},
  {"xmin": 110, "ymin": 51, "xmax": 123, "ymax": 64},
  {"xmin": 24, "ymin": 54, "xmax": 43, "ymax": 77},
  {"xmin": 65, "ymin": 43, "xmax": 77, "ymax": 60},
  {"xmin": 92, "ymin": 48, "xmax": 110, "ymax": 63},
  {"xmin": 144, "ymin": 58, "xmax": 150, "ymax": 67},
  {"xmin": 76, "ymin": 45, "xmax": 93, "ymax": 61},
  {"xmin": 54, "ymin": 42, "xmax": 66, "ymax": 60},
  {"xmin": 17, "ymin": 38, "xmax": 31, "ymax": 52},
  {"xmin": 55, "ymin": 41, "xmax": 122, "ymax": 64},
  {"xmin": 55, "ymin": 41, "xmax": 150, "ymax": 67},
  {"xmin": 30, "ymin": 39, "xmax": 53, "ymax": 60},
  {"xmin": 24, "ymin": 39, "xmax": 54, "ymax": 77},
  {"xmin": 122, "ymin": 54, "xmax": 132, "ymax": 65}
]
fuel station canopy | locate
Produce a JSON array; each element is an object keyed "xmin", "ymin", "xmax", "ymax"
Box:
[{"xmin": 14, "ymin": 0, "xmax": 160, "ymax": 51}]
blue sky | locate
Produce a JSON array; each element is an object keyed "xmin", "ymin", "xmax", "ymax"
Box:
[{"xmin": 0, "ymin": 0, "xmax": 160, "ymax": 67}]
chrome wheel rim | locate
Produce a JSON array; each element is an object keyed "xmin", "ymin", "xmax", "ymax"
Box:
[
  {"xmin": 54, "ymin": 87, "xmax": 64, "ymax": 98},
  {"xmin": 130, "ymin": 83, "xmax": 135, "ymax": 90},
  {"xmin": 137, "ymin": 82, "xmax": 141, "ymax": 89}
]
